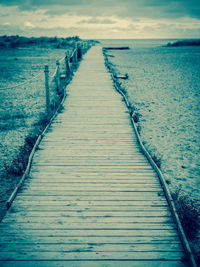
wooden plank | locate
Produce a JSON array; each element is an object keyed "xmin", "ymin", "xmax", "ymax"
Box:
[
  {"xmin": 21, "ymin": 185, "xmax": 161, "ymax": 191},
  {"xmin": 0, "ymin": 243, "xmax": 183, "ymax": 252},
  {"xmin": 22, "ymin": 173, "xmax": 159, "ymax": 180},
  {"xmin": 0, "ymin": 251, "xmax": 185, "ymax": 261},
  {"xmin": 34, "ymin": 153, "xmax": 145, "ymax": 158},
  {"xmin": 17, "ymin": 191, "xmax": 165, "ymax": 197},
  {"xmin": 11, "ymin": 200, "xmax": 168, "ymax": 206},
  {"xmin": 20, "ymin": 185, "xmax": 161, "ymax": 191},
  {"xmin": 33, "ymin": 155, "xmax": 146, "ymax": 159},
  {"xmin": 10, "ymin": 200, "xmax": 168, "ymax": 207},
  {"xmin": 14, "ymin": 194, "xmax": 166, "ymax": 201},
  {"xmin": 0, "ymin": 222, "xmax": 175, "ymax": 230},
  {"xmin": 0, "ymin": 260, "xmax": 187, "ymax": 267},
  {"xmin": 0, "ymin": 229, "xmax": 178, "ymax": 237},
  {"xmin": 3, "ymin": 216, "xmax": 173, "ymax": 224},
  {"xmin": 31, "ymin": 164, "xmax": 152, "ymax": 168},
  {"xmin": 9, "ymin": 205, "xmax": 169, "ymax": 212},
  {"xmin": 23, "ymin": 180, "xmax": 160, "ymax": 185},
  {"xmin": 0, "ymin": 235, "xmax": 181, "ymax": 244},
  {"xmin": 28, "ymin": 175, "xmax": 158, "ymax": 180},
  {"xmin": 30, "ymin": 167, "xmax": 155, "ymax": 172},
  {"xmin": 6, "ymin": 210, "xmax": 171, "ymax": 217},
  {"xmin": 32, "ymin": 158, "xmax": 149, "ymax": 163}
]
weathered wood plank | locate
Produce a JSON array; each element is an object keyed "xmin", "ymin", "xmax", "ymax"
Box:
[
  {"xmin": 9, "ymin": 203, "xmax": 169, "ymax": 211},
  {"xmin": 0, "ymin": 228, "xmax": 179, "ymax": 237},
  {"xmin": 0, "ymin": 235, "xmax": 181, "ymax": 244},
  {"xmin": 30, "ymin": 167, "xmax": 155, "ymax": 173},
  {"xmin": 11, "ymin": 200, "xmax": 168, "ymax": 206},
  {"xmin": 20, "ymin": 186, "xmax": 161, "ymax": 192},
  {"xmin": 14, "ymin": 194, "xmax": 166, "ymax": 201},
  {"xmin": 0, "ymin": 222, "xmax": 175, "ymax": 230},
  {"xmin": 24, "ymin": 180, "xmax": 160, "ymax": 185},
  {"xmin": 32, "ymin": 159, "xmax": 150, "ymax": 164},
  {"xmin": 29, "ymin": 172, "xmax": 156, "ymax": 177},
  {"xmin": 17, "ymin": 190, "xmax": 165, "ymax": 196},
  {"xmin": 3, "ymin": 216, "xmax": 173, "ymax": 224},
  {"xmin": 20, "ymin": 185, "xmax": 161, "ymax": 191},
  {"xmin": 0, "ymin": 260, "xmax": 187, "ymax": 267},
  {"xmin": 0, "ymin": 243, "xmax": 183, "ymax": 252},
  {"xmin": 33, "ymin": 157, "xmax": 148, "ymax": 162},
  {"xmin": 0, "ymin": 251, "xmax": 185, "ymax": 261},
  {"xmin": 6, "ymin": 210, "xmax": 171, "ymax": 217}
]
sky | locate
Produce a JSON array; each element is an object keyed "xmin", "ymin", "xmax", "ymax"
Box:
[{"xmin": 0, "ymin": 0, "xmax": 200, "ymax": 39}]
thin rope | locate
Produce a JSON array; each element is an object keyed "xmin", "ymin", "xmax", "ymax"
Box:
[
  {"xmin": 0, "ymin": 71, "xmax": 43, "ymax": 91},
  {"xmin": 49, "ymin": 66, "xmax": 58, "ymax": 82},
  {"xmin": 58, "ymin": 56, "xmax": 66, "ymax": 63}
]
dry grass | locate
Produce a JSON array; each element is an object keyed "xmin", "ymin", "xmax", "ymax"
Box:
[
  {"xmin": 0, "ymin": 111, "xmax": 26, "ymax": 131},
  {"xmin": 172, "ymin": 188, "xmax": 200, "ymax": 264},
  {"xmin": 133, "ymin": 112, "xmax": 141, "ymax": 123},
  {"xmin": 152, "ymin": 154, "xmax": 162, "ymax": 168},
  {"xmin": 3, "ymin": 132, "xmax": 39, "ymax": 177},
  {"xmin": 172, "ymin": 188, "xmax": 200, "ymax": 241}
]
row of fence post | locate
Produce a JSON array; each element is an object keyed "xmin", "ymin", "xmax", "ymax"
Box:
[
  {"xmin": 44, "ymin": 42, "xmax": 87, "ymax": 115},
  {"xmin": 44, "ymin": 65, "xmax": 50, "ymax": 114}
]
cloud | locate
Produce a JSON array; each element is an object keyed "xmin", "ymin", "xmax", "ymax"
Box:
[
  {"xmin": 0, "ymin": 0, "xmax": 200, "ymax": 19},
  {"xmin": 78, "ymin": 18, "xmax": 116, "ymax": 25},
  {"xmin": 24, "ymin": 21, "xmax": 35, "ymax": 28},
  {"xmin": 0, "ymin": 1, "xmax": 200, "ymax": 38}
]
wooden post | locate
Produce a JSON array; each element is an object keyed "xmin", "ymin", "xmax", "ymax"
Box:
[
  {"xmin": 77, "ymin": 42, "xmax": 82, "ymax": 60},
  {"xmin": 44, "ymin": 65, "xmax": 50, "ymax": 115},
  {"xmin": 74, "ymin": 43, "xmax": 78, "ymax": 63},
  {"xmin": 65, "ymin": 53, "xmax": 70, "ymax": 77},
  {"xmin": 56, "ymin": 60, "xmax": 60, "ymax": 91}
]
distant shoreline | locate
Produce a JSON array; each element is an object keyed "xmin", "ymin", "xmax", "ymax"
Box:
[{"xmin": 166, "ymin": 39, "xmax": 200, "ymax": 47}]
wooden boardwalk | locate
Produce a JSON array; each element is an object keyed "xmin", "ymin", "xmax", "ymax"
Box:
[{"xmin": 0, "ymin": 47, "xmax": 188, "ymax": 266}]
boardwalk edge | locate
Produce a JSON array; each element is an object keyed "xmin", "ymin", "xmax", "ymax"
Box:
[
  {"xmin": 103, "ymin": 49, "xmax": 197, "ymax": 267},
  {"xmin": 6, "ymin": 91, "xmax": 68, "ymax": 210},
  {"xmin": 6, "ymin": 45, "xmax": 93, "ymax": 211}
]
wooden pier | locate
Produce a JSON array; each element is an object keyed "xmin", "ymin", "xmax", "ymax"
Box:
[{"xmin": 0, "ymin": 47, "xmax": 189, "ymax": 266}]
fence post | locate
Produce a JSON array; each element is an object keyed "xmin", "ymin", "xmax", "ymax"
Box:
[
  {"xmin": 44, "ymin": 65, "xmax": 50, "ymax": 115},
  {"xmin": 77, "ymin": 42, "xmax": 82, "ymax": 61},
  {"xmin": 56, "ymin": 60, "xmax": 60, "ymax": 91},
  {"xmin": 65, "ymin": 53, "xmax": 70, "ymax": 77},
  {"xmin": 74, "ymin": 43, "xmax": 78, "ymax": 63}
]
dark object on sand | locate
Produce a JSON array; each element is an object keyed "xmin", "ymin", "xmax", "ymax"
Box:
[
  {"xmin": 114, "ymin": 74, "xmax": 129, "ymax": 80},
  {"xmin": 103, "ymin": 46, "xmax": 130, "ymax": 50},
  {"xmin": 166, "ymin": 39, "xmax": 200, "ymax": 47}
]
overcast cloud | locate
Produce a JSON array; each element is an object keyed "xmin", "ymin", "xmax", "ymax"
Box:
[{"xmin": 0, "ymin": 0, "xmax": 199, "ymax": 38}]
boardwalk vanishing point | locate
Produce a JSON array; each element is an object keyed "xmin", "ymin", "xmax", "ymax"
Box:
[{"xmin": 0, "ymin": 46, "xmax": 193, "ymax": 266}]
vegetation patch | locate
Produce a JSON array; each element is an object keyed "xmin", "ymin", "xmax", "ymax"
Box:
[
  {"xmin": 166, "ymin": 39, "xmax": 200, "ymax": 47},
  {"xmin": 133, "ymin": 112, "xmax": 141, "ymax": 123},
  {"xmin": 152, "ymin": 154, "xmax": 162, "ymax": 168},
  {"xmin": 172, "ymin": 188, "xmax": 200, "ymax": 241},
  {"xmin": 0, "ymin": 110, "xmax": 26, "ymax": 131},
  {"xmin": 0, "ymin": 35, "xmax": 81, "ymax": 49}
]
